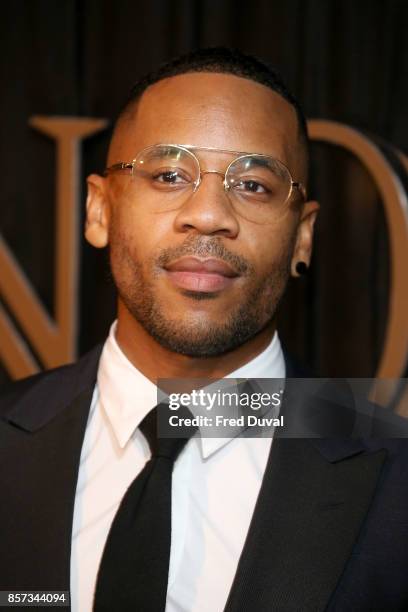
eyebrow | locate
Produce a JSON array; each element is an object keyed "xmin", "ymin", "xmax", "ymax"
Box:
[{"xmin": 161, "ymin": 143, "xmax": 276, "ymax": 157}]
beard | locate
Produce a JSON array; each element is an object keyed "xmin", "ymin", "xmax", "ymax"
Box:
[{"xmin": 109, "ymin": 231, "xmax": 292, "ymax": 358}]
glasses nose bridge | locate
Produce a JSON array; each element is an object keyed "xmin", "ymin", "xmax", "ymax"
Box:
[{"xmin": 194, "ymin": 168, "xmax": 229, "ymax": 193}]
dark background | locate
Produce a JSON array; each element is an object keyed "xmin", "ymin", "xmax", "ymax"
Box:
[{"xmin": 0, "ymin": 0, "xmax": 407, "ymax": 383}]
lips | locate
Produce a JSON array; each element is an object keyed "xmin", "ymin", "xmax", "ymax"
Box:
[
  {"xmin": 165, "ymin": 257, "xmax": 238, "ymax": 277},
  {"xmin": 164, "ymin": 257, "xmax": 240, "ymax": 292}
]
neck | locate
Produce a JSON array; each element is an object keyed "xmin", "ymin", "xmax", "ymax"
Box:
[{"xmin": 115, "ymin": 301, "xmax": 276, "ymax": 384}]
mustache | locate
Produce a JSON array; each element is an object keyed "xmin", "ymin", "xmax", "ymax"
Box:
[{"xmin": 155, "ymin": 236, "xmax": 253, "ymax": 276}]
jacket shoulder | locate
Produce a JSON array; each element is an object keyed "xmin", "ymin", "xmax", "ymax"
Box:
[
  {"xmin": 0, "ymin": 343, "xmax": 104, "ymax": 418},
  {"xmin": 0, "ymin": 364, "xmax": 72, "ymax": 413}
]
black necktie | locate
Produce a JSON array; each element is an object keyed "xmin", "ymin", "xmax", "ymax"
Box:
[{"xmin": 93, "ymin": 404, "xmax": 194, "ymax": 611}]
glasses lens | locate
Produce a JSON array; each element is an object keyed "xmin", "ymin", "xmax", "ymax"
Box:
[
  {"xmin": 226, "ymin": 155, "xmax": 292, "ymax": 221},
  {"xmin": 132, "ymin": 145, "xmax": 199, "ymax": 202}
]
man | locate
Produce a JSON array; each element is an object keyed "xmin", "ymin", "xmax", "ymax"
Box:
[{"xmin": 1, "ymin": 48, "xmax": 408, "ymax": 612}]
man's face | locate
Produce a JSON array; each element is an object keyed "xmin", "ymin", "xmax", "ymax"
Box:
[{"xmin": 86, "ymin": 73, "xmax": 317, "ymax": 357}]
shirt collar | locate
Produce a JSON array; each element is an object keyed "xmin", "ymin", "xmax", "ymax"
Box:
[
  {"xmin": 97, "ymin": 321, "xmax": 285, "ymax": 456},
  {"xmin": 200, "ymin": 331, "xmax": 285, "ymax": 458},
  {"xmin": 97, "ymin": 322, "xmax": 158, "ymax": 449}
]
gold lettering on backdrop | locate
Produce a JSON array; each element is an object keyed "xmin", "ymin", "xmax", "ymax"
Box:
[
  {"xmin": 308, "ymin": 120, "xmax": 408, "ymax": 413},
  {"xmin": 0, "ymin": 117, "xmax": 107, "ymax": 379},
  {"xmin": 0, "ymin": 118, "xmax": 407, "ymax": 413}
]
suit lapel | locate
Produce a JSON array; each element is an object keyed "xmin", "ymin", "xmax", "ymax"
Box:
[
  {"xmin": 225, "ymin": 426, "xmax": 387, "ymax": 611},
  {"xmin": 0, "ymin": 345, "xmax": 102, "ymax": 593},
  {"xmin": 225, "ymin": 365, "xmax": 387, "ymax": 611}
]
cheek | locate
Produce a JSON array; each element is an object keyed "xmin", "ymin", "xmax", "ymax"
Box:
[
  {"xmin": 247, "ymin": 224, "xmax": 297, "ymax": 278},
  {"xmin": 108, "ymin": 206, "xmax": 141, "ymax": 274},
  {"xmin": 108, "ymin": 201, "xmax": 172, "ymax": 274}
]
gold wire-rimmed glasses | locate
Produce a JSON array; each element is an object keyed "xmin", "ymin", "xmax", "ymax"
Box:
[{"xmin": 104, "ymin": 143, "xmax": 307, "ymax": 223}]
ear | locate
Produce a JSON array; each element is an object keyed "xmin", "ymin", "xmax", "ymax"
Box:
[
  {"xmin": 85, "ymin": 174, "xmax": 110, "ymax": 248},
  {"xmin": 291, "ymin": 200, "xmax": 320, "ymax": 277}
]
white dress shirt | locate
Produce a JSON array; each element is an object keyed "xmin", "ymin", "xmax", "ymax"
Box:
[{"xmin": 70, "ymin": 322, "xmax": 285, "ymax": 611}]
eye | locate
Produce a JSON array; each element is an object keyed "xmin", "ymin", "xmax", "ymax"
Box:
[
  {"xmin": 233, "ymin": 179, "xmax": 270, "ymax": 194},
  {"xmin": 151, "ymin": 169, "xmax": 190, "ymax": 185}
]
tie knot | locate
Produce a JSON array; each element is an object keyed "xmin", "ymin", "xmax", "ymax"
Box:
[{"xmin": 139, "ymin": 404, "xmax": 195, "ymax": 461}]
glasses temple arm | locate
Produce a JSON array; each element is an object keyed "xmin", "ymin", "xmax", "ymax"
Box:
[
  {"xmin": 292, "ymin": 181, "xmax": 307, "ymax": 201},
  {"xmin": 104, "ymin": 162, "xmax": 133, "ymax": 176}
]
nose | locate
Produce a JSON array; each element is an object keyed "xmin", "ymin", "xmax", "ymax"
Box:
[{"xmin": 173, "ymin": 171, "xmax": 240, "ymax": 238}]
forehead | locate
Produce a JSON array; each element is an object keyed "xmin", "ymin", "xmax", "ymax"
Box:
[{"xmin": 109, "ymin": 72, "xmax": 299, "ymax": 164}]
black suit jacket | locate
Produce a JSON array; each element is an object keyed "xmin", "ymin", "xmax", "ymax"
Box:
[{"xmin": 1, "ymin": 344, "xmax": 408, "ymax": 611}]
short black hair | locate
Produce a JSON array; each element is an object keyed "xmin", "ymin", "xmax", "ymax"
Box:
[{"xmin": 118, "ymin": 47, "xmax": 309, "ymax": 175}]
